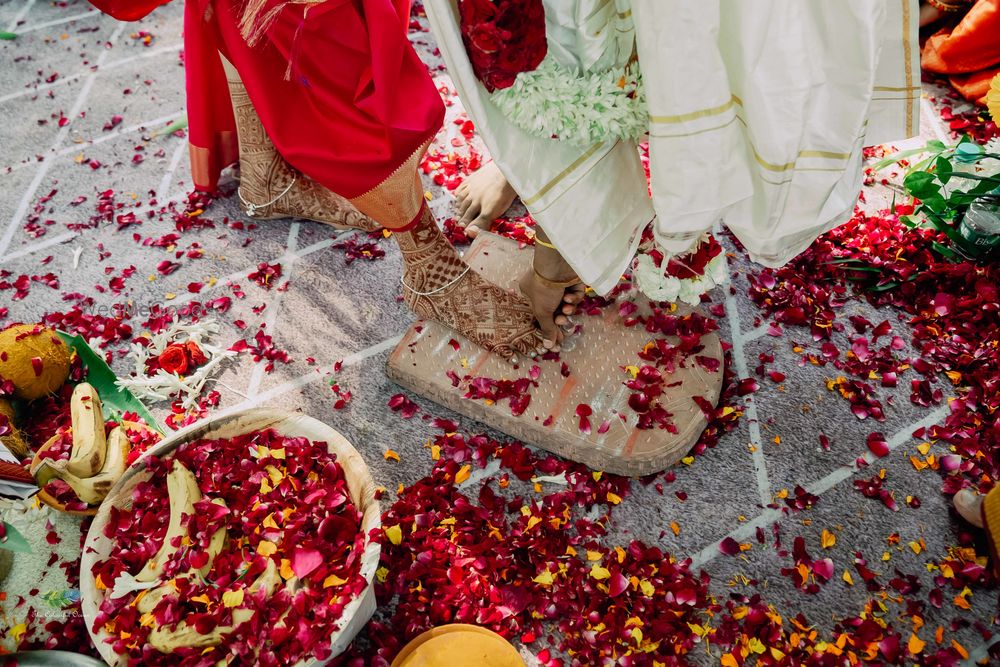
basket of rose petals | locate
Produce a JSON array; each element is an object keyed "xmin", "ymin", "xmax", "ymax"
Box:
[{"xmin": 79, "ymin": 408, "xmax": 380, "ymax": 667}]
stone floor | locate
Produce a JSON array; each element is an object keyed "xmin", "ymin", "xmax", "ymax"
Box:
[{"xmin": 0, "ymin": 0, "xmax": 997, "ymax": 664}]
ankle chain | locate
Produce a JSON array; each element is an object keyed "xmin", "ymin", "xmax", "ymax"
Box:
[
  {"xmin": 400, "ymin": 265, "xmax": 471, "ymax": 296},
  {"xmin": 238, "ymin": 174, "xmax": 297, "ymax": 217}
]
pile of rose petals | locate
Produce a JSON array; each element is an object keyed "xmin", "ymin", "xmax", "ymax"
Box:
[
  {"xmin": 746, "ymin": 204, "xmax": 999, "ymax": 495},
  {"xmin": 91, "ymin": 429, "xmax": 368, "ymax": 666}
]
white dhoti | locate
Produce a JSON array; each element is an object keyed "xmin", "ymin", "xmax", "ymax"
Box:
[{"xmin": 425, "ymin": 0, "xmax": 920, "ymax": 295}]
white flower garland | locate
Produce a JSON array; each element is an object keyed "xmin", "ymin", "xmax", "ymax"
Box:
[
  {"xmin": 633, "ymin": 236, "xmax": 729, "ymax": 306},
  {"xmin": 117, "ymin": 319, "xmax": 236, "ymax": 410},
  {"xmin": 489, "ymin": 56, "xmax": 647, "ymax": 148}
]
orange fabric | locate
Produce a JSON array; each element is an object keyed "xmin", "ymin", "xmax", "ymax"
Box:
[
  {"xmin": 985, "ymin": 486, "xmax": 1000, "ymax": 577},
  {"xmin": 922, "ymin": 0, "xmax": 1000, "ymax": 105}
]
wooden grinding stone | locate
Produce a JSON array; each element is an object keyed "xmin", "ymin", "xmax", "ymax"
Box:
[{"xmin": 386, "ymin": 233, "xmax": 725, "ymax": 476}]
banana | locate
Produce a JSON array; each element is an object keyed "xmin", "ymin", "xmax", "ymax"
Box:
[
  {"xmin": 199, "ymin": 499, "xmax": 229, "ymax": 578},
  {"xmin": 148, "ymin": 608, "xmax": 254, "ymax": 653},
  {"xmin": 31, "ymin": 426, "xmax": 132, "ymax": 506},
  {"xmin": 65, "ymin": 382, "xmax": 107, "ymax": 477},
  {"xmin": 146, "ymin": 563, "xmax": 275, "ymax": 654},
  {"xmin": 136, "ymin": 579, "xmax": 177, "ymax": 615},
  {"xmin": 29, "ymin": 450, "xmax": 63, "ymax": 488},
  {"xmin": 135, "ymin": 460, "xmax": 202, "ymax": 583}
]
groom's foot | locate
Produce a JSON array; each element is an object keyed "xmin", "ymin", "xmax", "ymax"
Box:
[
  {"xmin": 954, "ymin": 488, "xmax": 985, "ymax": 529},
  {"xmin": 397, "ymin": 208, "xmax": 543, "ymax": 360},
  {"xmin": 519, "ymin": 269, "xmax": 585, "ymax": 351},
  {"xmin": 454, "ymin": 161, "xmax": 517, "ymax": 238}
]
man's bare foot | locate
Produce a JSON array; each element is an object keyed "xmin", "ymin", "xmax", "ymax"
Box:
[
  {"xmin": 454, "ymin": 161, "xmax": 518, "ymax": 237},
  {"xmin": 519, "ymin": 270, "xmax": 585, "ymax": 351},
  {"xmin": 396, "ymin": 207, "xmax": 543, "ymax": 359},
  {"xmin": 954, "ymin": 488, "xmax": 985, "ymax": 528}
]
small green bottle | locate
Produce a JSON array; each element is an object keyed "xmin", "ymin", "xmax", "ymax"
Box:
[{"xmin": 957, "ymin": 194, "xmax": 1000, "ymax": 260}]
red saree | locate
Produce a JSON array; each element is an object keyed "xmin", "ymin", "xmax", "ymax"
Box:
[
  {"xmin": 922, "ymin": 0, "xmax": 1000, "ymax": 106},
  {"xmin": 85, "ymin": 0, "xmax": 444, "ymax": 194}
]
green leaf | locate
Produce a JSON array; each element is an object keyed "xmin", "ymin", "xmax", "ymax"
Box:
[
  {"xmin": 904, "ymin": 171, "xmax": 940, "ymax": 200},
  {"xmin": 871, "ymin": 146, "xmax": 941, "ymax": 171},
  {"xmin": 934, "ymin": 156, "xmax": 953, "ymax": 185},
  {"xmin": 930, "ymin": 241, "xmax": 959, "ymax": 260},
  {"xmin": 0, "ymin": 31, "xmax": 16, "ymax": 40},
  {"xmin": 920, "ymin": 193, "xmax": 948, "ymax": 214},
  {"xmin": 150, "ymin": 115, "xmax": 188, "ymax": 139},
  {"xmin": 923, "ymin": 210, "xmax": 966, "ymax": 247},
  {"xmin": 0, "ymin": 521, "xmax": 32, "ymax": 553},
  {"xmin": 57, "ymin": 332, "xmax": 164, "ymax": 434}
]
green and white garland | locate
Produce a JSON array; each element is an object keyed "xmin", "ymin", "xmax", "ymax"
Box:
[{"xmin": 490, "ymin": 55, "xmax": 648, "ymax": 148}]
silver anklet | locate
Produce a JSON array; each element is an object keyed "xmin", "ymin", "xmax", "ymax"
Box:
[
  {"xmin": 400, "ymin": 266, "xmax": 471, "ymax": 296},
  {"xmin": 238, "ymin": 174, "xmax": 296, "ymax": 217}
]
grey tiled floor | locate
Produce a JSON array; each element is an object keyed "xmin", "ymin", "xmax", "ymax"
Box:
[{"xmin": 0, "ymin": 1, "xmax": 996, "ymax": 662}]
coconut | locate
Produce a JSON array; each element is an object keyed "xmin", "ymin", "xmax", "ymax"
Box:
[
  {"xmin": 0, "ymin": 397, "xmax": 29, "ymax": 458},
  {"xmin": 0, "ymin": 324, "xmax": 72, "ymax": 401}
]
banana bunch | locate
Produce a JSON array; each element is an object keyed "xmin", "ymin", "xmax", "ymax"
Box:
[
  {"xmin": 29, "ymin": 382, "xmax": 132, "ymax": 506},
  {"xmin": 131, "ymin": 460, "xmax": 277, "ymax": 655}
]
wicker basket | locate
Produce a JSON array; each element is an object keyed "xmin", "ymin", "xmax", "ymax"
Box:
[{"xmin": 79, "ymin": 408, "xmax": 381, "ymax": 666}]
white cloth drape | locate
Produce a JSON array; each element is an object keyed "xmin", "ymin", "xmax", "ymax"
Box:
[{"xmin": 425, "ymin": 0, "xmax": 920, "ymax": 295}]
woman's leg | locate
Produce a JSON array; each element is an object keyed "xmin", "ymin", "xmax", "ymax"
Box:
[
  {"xmin": 221, "ymin": 59, "xmax": 378, "ymax": 231},
  {"xmin": 348, "ymin": 152, "xmax": 545, "ymax": 360}
]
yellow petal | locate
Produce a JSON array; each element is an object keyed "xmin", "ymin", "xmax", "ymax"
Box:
[
  {"xmin": 280, "ymin": 558, "xmax": 294, "ymax": 581},
  {"xmin": 256, "ymin": 540, "xmax": 277, "ymax": 557},
  {"xmin": 323, "ymin": 574, "xmax": 348, "ymax": 588},
  {"xmin": 222, "ymin": 589, "xmax": 244, "ymax": 608},
  {"xmin": 908, "ymin": 633, "xmax": 925, "ymax": 655},
  {"xmin": 590, "ymin": 564, "xmax": 611, "ymax": 580},
  {"xmin": 532, "ymin": 569, "xmax": 555, "ymax": 586},
  {"xmin": 385, "ymin": 524, "xmax": 403, "ymax": 545},
  {"xmin": 821, "ymin": 529, "xmax": 836, "ymax": 549},
  {"xmin": 606, "ymin": 492, "xmax": 622, "ymax": 505},
  {"xmin": 384, "ymin": 449, "xmax": 400, "ymax": 462},
  {"xmin": 455, "ymin": 464, "xmax": 471, "ymax": 484}
]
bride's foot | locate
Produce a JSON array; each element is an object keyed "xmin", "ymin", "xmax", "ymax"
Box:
[
  {"xmin": 242, "ymin": 164, "xmax": 381, "ymax": 233},
  {"xmin": 954, "ymin": 488, "xmax": 985, "ymax": 528},
  {"xmin": 226, "ymin": 71, "xmax": 379, "ymax": 232},
  {"xmin": 454, "ymin": 161, "xmax": 517, "ymax": 238},
  {"xmin": 396, "ymin": 206, "xmax": 543, "ymax": 359}
]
